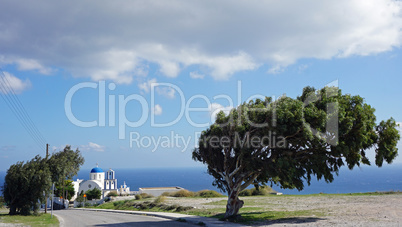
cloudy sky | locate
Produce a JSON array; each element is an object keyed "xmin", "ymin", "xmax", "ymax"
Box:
[{"xmin": 0, "ymin": 0, "xmax": 401, "ymax": 171}]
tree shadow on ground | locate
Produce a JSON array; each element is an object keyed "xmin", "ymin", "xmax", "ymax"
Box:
[{"xmin": 216, "ymin": 211, "xmax": 325, "ymax": 226}]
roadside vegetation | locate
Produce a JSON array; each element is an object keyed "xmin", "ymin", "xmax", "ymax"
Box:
[
  {"xmin": 2, "ymin": 145, "xmax": 84, "ymax": 215},
  {"xmin": 96, "ymin": 190, "xmax": 402, "ymax": 224},
  {"xmin": 0, "ymin": 208, "xmax": 59, "ymax": 226}
]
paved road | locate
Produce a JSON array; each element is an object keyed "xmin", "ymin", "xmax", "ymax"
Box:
[{"xmin": 54, "ymin": 209, "xmax": 195, "ymax": 227}]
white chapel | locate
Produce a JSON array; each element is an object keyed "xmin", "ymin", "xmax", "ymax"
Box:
[{"xmin": 72, "ymin": 164, "xmax": 130, "ymax": 200}]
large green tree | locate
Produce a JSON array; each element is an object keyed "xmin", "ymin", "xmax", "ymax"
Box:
[
  {"xmin": 2, "ymin": 156, "xmax": 51, "ymax": 215},
  {"xmin": 2, "ymin": 145, "xmax": 84, "ymax": 215},
  {"xmin": 192, "ymin": 86, "xmax": 400, "ymax": 219},
  {"xmin": 48, "ymin": 145, "xmax": 84, "ymax": 204}
]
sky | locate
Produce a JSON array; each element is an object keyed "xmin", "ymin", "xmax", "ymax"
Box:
[{"xmin": 0, "ymin": 0, "xmax": 401, "ymax": 172}]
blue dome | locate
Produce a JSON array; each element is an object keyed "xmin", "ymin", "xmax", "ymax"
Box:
[{"xmin": 90, "ymin": 167, "xmax": 103, "ymax": 173}]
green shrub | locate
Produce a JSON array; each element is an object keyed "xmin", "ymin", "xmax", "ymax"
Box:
[
  {"xmin": 161, "ymin": 192, "xmax": 172, "ymax": 196},
  {"xmin": 239, "ymin": 189, "xmax": 252, "ymax": 196},
  {"xmin": 154, "ymin": 196, "xmax": 167, "ymax": 204},
  {"xmin": 240, "ymin": 186, "xmax": 275, "ymax": 196},
  {"xmin": 176, "ymin": 206, "xmax": 193, "ymax": 212},
  {"xmin": 135, "ymin": 194, "xmax": 142, "ymax": 200},
  {"xmin": 113, "ymin": 200, "xmax": 125, "ymax": 207},
  {"xmin": 196, "ymin": 190, "xmax": 222, "ymax": 198},
  {"xmin": 139, "ymin": 193, "xmax": 154, "ymax": 199},
  {"xmin": 107, "ymin": 191, "xmax": 118, "ymax": 197},
  {"xmin": 167, "ymin": 204, "xmax": 180, "ymax": 210},
  {"xmin": 172, "ymin": 189, "xmax": 194, "ymax": 197}
]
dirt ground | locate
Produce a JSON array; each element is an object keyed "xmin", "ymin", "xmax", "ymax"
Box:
[{"xmin": 168, "ymin": 194, "xmax": 402, "ymax": 226}]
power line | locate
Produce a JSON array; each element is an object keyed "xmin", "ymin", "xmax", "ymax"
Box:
[
  {"xmin": 1, "ymin": 70, "xmax": 47, "ymax": 144},
  {"xmin": 0, "ymin": 69, "xmax": 47, "ymax": 151}
]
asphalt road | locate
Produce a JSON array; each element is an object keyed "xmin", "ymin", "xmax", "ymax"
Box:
[{"xmin": 53, "ymin": 209, "xmax": 195, "ymax": 227}]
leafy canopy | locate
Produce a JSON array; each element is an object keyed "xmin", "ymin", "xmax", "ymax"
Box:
[{"xmin": 193, "ymin": 86, "xmax": 400, "ymax": 192}]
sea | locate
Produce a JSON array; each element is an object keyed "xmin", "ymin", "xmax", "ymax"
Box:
[{"xmin": 1, "ymin": 164, "xmax": 401, "ymax": 195}]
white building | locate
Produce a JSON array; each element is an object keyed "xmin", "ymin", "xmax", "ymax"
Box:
[{"xmin": 72, "ymin": 164, "xmax": 130, "ymax": 200}]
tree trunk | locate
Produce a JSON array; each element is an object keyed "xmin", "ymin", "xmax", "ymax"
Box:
[
  {"xmin": 224, "ymin": 188, "xmax": 244, "ymax": 219},
  {"xmin": 9, "ymin": 205, "xmax": 16, "ymax": 215}
]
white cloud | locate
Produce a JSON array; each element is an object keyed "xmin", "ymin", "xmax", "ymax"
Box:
[
  {"xmin": 156, "ymin": 86, "xmax": 176, "ymax": 99},
  {"xmin": 0, "ymin": 0, "xmax": 401, "ymax": 82},
  {"xmin": 190, "ymin": 72, "xmax": 205, "ymax": 79},
  {"xmin": 153, "ymin": 104, "xmax": 163, "ymax": 116},
  {"xmin": 138, "ymin": 78, "xmax": 176, "ymax": 98},
  {"xmin": 0, "ymin": 71, "xmax": 31, "ymax": 94},
  {"xmin": 15, "ymin": 58, "xmax": 53, "ymax": 75},
  {"xmin": 138, "ymin": 78, "xmax": 157, "ymax": 93},
  {"xmin": 79, "ymin": 142, "xmax": 106, "ymax": 152},
  {"xmin": 209, "ymin": 103, "xmax": 233, "ymax": 122}
]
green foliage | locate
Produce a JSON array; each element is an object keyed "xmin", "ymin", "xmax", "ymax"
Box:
[
  {"xmin": 171, "ymin": 189, "xmax": 195, "ymax": 197},
  {"xmin": 239, "ymin": 189, "xmax": 252, "ymax": 197},
  {"xmin": 154, "ymin": 195, "xmax": 167, "ymax": 204},
  {"xmin": 2, "ymin": 155, "xmax": 51, "ymax": 215},
  {"xmin": 240, "ymin": 186, "xmax": 275, "ymax": 196},
  {"xmin": 192, "ymin": 86, "xmax": 400, "ymax": 218},
  {"xmin": 0, "ymin": 196, "xmax": 4, "ymax": 208},
  {"xmin": 1, "ymin": 145, "xmax": 84, "ymax": 215},
  {"xmin": 107, "ymin": 191, "xmax": 118, "ymax": 197},
  {"xmin": 135, "ymin": 194, "xmax": 142, "ymax": 200},
  {"xmin": 55, "ymin": 180, "xmax": 75, "ymax": 200},
  {"xmin": 0, "ymin": 213, "xmax": 59, "ymax": 226},
  {"xmin": 136, "ymin": 193, "xmax": 153, "ymax": 200},
  {"xmin": 195, "ymin": 190, "xmax": 223, "ymax": 198},
  {"xmin": 98, "ymin": 199, "xmax": 193, "ymax": 212},
  {"xmin": 47, "ymin": 145, "xmax": 84, "ymax": 187},
  {"xmin": 85, "ymin": 188, "xmax": 102, "ymax": 200}
]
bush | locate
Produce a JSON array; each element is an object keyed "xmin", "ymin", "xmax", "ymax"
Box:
[
  {"xmin": 154, "ymin": 196, "xmax": 167, "ymax": 204},
  {"xmin": 240, "ymin": 186, "xmax": 275, "ymax": 196},
  {"xmin": 176, "ymin": 206, "xmax": 193, "ymax": 212},
  {"xmin": 239, "ymin": 189, "xmax": 252, "ymax": 196},
  {"xmin": 196, "ymin": 190, "xmax": 222, "ymax": 198},
  {"xmin": 85, "ymin": 188, "xmax": 102, "ymax": 200},
  {"xmin": 107, "ymin": 191, "xmax": 118, "ymax": 197},
  {"xmin": 136, "ymin": 193, "xmax": 153, "ymax": 200},
  {"xmin": 172, "ymin": 190, "xmax": 194, "ymax": 197},
  {"xmin": 161, "ymin": 192, "xmax": 172, "ymax": 196},
  {"xmin": 135, "ymin": 194, "xmax": 142, "ymax": 200}
]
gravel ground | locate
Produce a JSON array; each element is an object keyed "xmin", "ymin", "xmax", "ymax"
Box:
[{"xmin": 167, "ymin": 194, "xmax": 402, "ymax": 226}]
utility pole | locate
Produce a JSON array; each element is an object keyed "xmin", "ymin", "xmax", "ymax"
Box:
[{"xmin": 45, "ymin": 143, "xmax": 49, "ymax": 214}]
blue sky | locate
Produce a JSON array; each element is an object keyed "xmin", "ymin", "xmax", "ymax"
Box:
[{"xmin": 0, "ymin": 0, "xmax": 401, "ymax": 171}]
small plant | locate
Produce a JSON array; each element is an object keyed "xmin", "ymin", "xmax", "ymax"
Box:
[
  {"xmin": 196, "ymin": 190, "xmax": 222, "ymax": 198},
  {"xmin": 161, "ymin": 192, "xmax": 172, "ymax": 196},
  {"xmin": 107, "ymin": 191, "xmax": 118, "ymax": 197},
  {"xmin": 172, "ymin": 189, "xmax": 195, "ymax": 197},
  {"xmin": 176, "ymin": 218, "xmax": 187, "ymax": 222},
  {"xmin": 239, "ymin": 186, "xmax": 275, "ymax": 196},
  {"xmin": 137, "ymin": 193, "xmax": 153, "ymax": 199},
  {"xmin": 197, "ymin": 221, "xmax": 206, "ymax": 226},
  {"xmin": 154, "ymin": 195, "xmax": 167, "ymax": 204},
  {"xmin": 135, "ymin": 194, "xmax": 142, "ymax": 200},
  {"xmin": 239, "ymin": 189, "xmax": 252, "ymax": 196}
]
